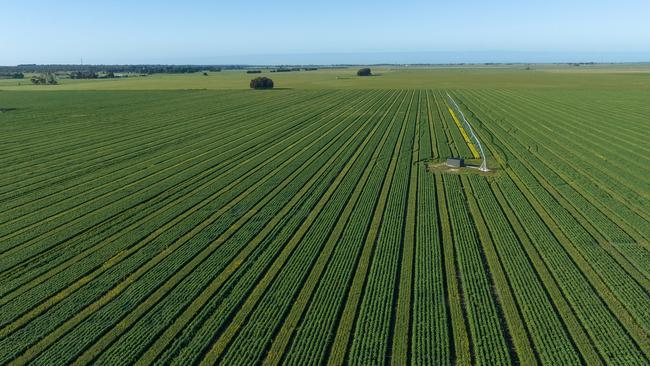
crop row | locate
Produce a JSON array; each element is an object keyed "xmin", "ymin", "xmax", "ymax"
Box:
[
  {"xmin": 478, "ymin": 89, "xmax": 650, "ymax": 225},
  {"xmin": 0, "ymin": 90, "xmax": 333, "ymax": 213},
  {"xmin": 0, "ymin": 90, "xmax": 360, "ymax": 281},
  {"xmin": 0, "ymin": 90, "xmax": 299, "ymax": 191},
  {"xmin": 0, "ymin": 90, "xmax": 301, "ymax": 171},
  {"xmin": 472, "ymin": 89, "xmax": 649, "ymax": 211},
  {"xmin": 99, "ymin": 89, "xmax": 402, "ymax": 366},
  {"xmin": 344, "ymin": 91, "xmax": 416, "ymax": 365},
  {"xmin": 36, "ymin": 107, "xmax": 384, "ymax": 365},
  {"xmin": 210, "ymin": 92, "xmax": 408, "ymax": 366},
  {"xmin": 454, "ymin": 92, "xmax": 650, "ymax": 333},
  {"xmin": 1, "ymin": 91, "xmax": 388, "ymax": 364},
  {"xmin": 0, "ymin": 90, "xmax": 372, "ymax": 310},
  {"xmin": 0, "ymin": 91, "xmax": 352, "ymax": 252},
  {"xmin": 466, "ymin": 175, "xmax": 584, "ymax": 365},
  {"xmin": 454, "ymin": 93, "xmax": 649, "ymax": 364}
]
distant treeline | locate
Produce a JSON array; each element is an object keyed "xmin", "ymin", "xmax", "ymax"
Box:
[
  {"xmin": 0, "ymin": 64, "xmax": 229, "ymax": 75},
  {"xmin": 69, "ymin": 71, "xmax": 121, "ymax": 79},
  {"xmin": 0, "ymin": 72, "xmax": 24, "ymax": 79},
  {"xmin": 246, "ymin": 67, "xmax": 319, "ymax": 74},
  {"xmin": 270, "ymin": 67, "xmax": 317, "ymax": 73}
]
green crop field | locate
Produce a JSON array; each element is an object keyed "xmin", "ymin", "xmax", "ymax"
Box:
[{"xmin": 0, "ymin": 66, "xmax": 649, "ymax": 365}]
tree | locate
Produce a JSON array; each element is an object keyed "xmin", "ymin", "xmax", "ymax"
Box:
[
  {"xmin": 250, "ymin": 77, "xmax": 274, "ymax": 89},
  {"xmin": 30, "ymin": 72, "xmax": 58, "ymax": 85},
  {"xmin": 357, "ymin": 68, "xmax": 372, "ymax": 76},
  {"xmin": 70, "ymin": 70, "xmax": 98, "ymax": 79}
]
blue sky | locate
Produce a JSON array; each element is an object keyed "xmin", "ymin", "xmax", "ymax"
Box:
[{"xmin": 1, "ymin": 0, "xmax": 649, "ymax": 64}]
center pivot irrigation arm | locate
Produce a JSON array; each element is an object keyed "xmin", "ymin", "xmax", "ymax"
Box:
[{"xmin": 446, "ymin": 92, "xmax": 489, "ymax": 172}]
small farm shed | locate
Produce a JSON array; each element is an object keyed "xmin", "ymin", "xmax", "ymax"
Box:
[{"xmin": 446, "ymin": 157, "xmax": 464, "ymax": 168}]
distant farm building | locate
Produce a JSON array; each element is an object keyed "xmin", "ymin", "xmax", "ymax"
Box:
[{"xmin": 446, "ymin": 157, "xmax": 464, "ymax": 168}]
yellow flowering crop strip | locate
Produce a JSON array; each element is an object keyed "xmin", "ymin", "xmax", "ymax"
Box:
[{"xmin": 447, "ymin": 106, "xmax": 480, "ymax": 158}]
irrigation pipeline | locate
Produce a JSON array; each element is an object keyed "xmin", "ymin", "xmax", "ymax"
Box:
[{"xmin": 446, "ymin": 92, "xmax": 489, "ymax": 172}]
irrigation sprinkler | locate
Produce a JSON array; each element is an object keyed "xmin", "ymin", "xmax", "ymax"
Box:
[{"xmin": 446, "ymin": 92, "xmax": 489, "ymax": 172}]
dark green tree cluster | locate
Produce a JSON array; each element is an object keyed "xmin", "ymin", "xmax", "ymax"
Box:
[
  {"xmin": 250, "ymin": 77, "xmax": 274, "ymax": 89},
  {"xmin": 30, "ymin": 73, "xmax": 58, "ymax": 85},
  {"xmin": 0, "ymin": 72, "xmax": 24, "ymax": 79},
  {"xmin": 70, "ymin": 71, "xmax": 98, "ymax": 79},
  {"xmin": 357, "ymin": 68, "xmax": 372, "ymax": 76}
]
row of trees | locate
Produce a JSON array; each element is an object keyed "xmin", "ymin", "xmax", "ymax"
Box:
[
  {"xmin": 69, "ymin": 71, "xmax": 117, "ymax": 79},
  {"xmin": 0, "ymin": 64, "xmax": 224, "ymax": 75},
  {"xmin": 0, "ymin": 72, "xmax": 24, "ymax": 79},
  {"xmin": 25, "ymin": 68, "xmax": 372, "ymax": 87},
  {"xmin": 246, "ymin": 68, "xmax": 318, "ymax": 74}
]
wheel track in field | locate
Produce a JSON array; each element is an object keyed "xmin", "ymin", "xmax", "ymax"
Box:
[
  {"xmin": 498, "ymin": 88, "xmax": 649, "ymax": 149},
  {"xmin": 22, "ymin": 90, "xmax": 394, "ymax": 366},
  {"xmin": 463, "ymin": 90, "xmax": 650, "ymax": 303},
  {"xmin": 455, "ymin": 91, "xmax": 650, "ymax": 251},
  {"xmin": 490, "ymin": 180, "xmax": 604, "ymax": 365},
  {"xmin": 495, "ymin": 175, "xmax": 648, "ymax": 364},
  {"xmin": 515, "ymin": 90, "xmax": 649, "ymax": 149},
  {"xmin": 1, "ymin": 90, "xmax": 387, "ymax": 365},
  {"xmin": 455, "ymin": 91, "xmax": 650, "ymax": 282},
  {"xmin": 0, "ymin": 90, "xmax": 382, "ymax": 332},
  {"xmin": 157, "ymin": 91, "xmax": 407, "ymax": 366},
  {"xmin": 0, "ymin": 91, "xmax": 328, "ymax": 201},
  {"xmin": 482, "ymin": 89, "xmax": 650, "ymax": 228},
  {"xmin": 324, "ymin": 91, "xmax": 411, "ymax": 365},
  {"xmin": 487, "ymin": 89, "xmax": 650, "ymax": 188},
  {"xmin": 481, "ymin": 89, "xmax": 650, "ymax": 205},
  {"xmin": 0, "ymin": 91, "xmax": 358, "ymax": 258},
  {"xmin": 428, "ymin": 90, "xmax": 472, "ymax": 365},
  {"xmin": 455, "ymin": 92, "xmax": 650, "ymax": 282},
  {"xmin": 0, "ymin": 91, "xmax": 371, "ymax": 302},
  {"xmin": 459, "ymin": 96, "xmax": 650, "ymax": 362},
  {"xmin": 257, "ymin": 91, "xmax": 407, "ymax": 366},
  {"xmin": 0, "ymin": 91, "xmax": 285, "ymax": 173},
  {"xmin": 108, "ymin": 89, "xmax": 396, "ymax": 362},
  {"xmin": 436, "ymin": 99, "xmax": 514, "ymax": 365},
  {"xmin": 0, "ymin": 91, "xmax": 351, "ymax": 249},
  {"xmin": 0, "ymin": 91, "xmax": 212, "ymax": 154},
  {"xmin": 0, "ymin": 92, "xmax": 242, "ymax": 177}
]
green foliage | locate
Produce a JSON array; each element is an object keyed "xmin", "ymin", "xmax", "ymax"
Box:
[
  {"xmin": 249, "ymin": 76, "xmax": 274, "ymax": 89},
  {"xmin": 357, "ymin": 67, "xmax": 372, "ymax": 76},
  {"xmin": 30, "ymin": 72, "xmax": 58, "ymax": 85}
]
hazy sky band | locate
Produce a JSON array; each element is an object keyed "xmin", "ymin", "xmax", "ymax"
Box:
[{"xmin": 2, "ymin": 0, "xmax": 649, "ymax": 64}]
